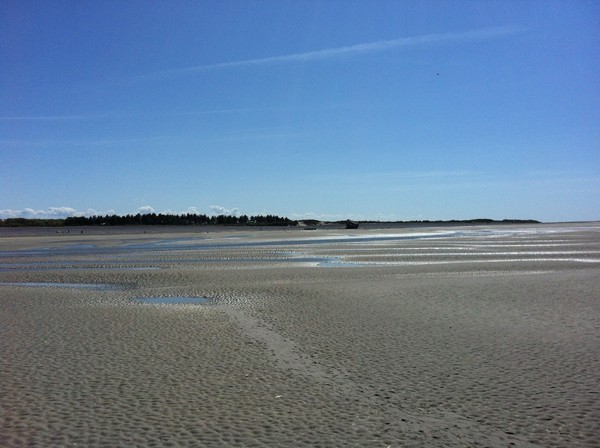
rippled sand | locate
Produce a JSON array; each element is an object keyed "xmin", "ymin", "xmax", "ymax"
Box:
[{"xmin": 1, "ymin": 223, "xmax": 599, "ymax": 447}]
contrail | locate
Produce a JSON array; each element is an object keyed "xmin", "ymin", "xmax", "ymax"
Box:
[
  {"xmin": 0, "ymin": 115, "xmax": 101, "ymax": 121},
  {"xmin": 0, "ymin": 108, "xmax": 268, "ymax": 121},
  {"xmin": 148, "ymin": 26, "xmax": 524, "ymax": 78}
]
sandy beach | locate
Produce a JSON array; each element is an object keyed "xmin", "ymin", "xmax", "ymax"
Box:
[{"xmin": 1, "ymin": 223, "xmax": 599, "ymax": 447}]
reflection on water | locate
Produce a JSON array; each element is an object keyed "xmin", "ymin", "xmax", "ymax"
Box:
[
  {"xmin": 1, "ymin": 226, "xmax": 598, "ymax": 273},
  {"xmin": 0, "ymin": 230, "xmax": 465, "ymax": 256},
  {"xmin": 121, "ymin": 231, "xmax": 464, "ymax": 252},
  {"xmin": 0, "ymin": 282, "xmax": 119, "ymax": 290},
  {"xmin": 136, "ymin": 297, "xmax": 211, "ymax": 305},
  {"xmin": 0, "ymin": 263, "xmax": 160, "ymax": 272}
]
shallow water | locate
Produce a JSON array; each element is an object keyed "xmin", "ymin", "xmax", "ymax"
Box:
[
  {"xmin": 0, "ymin": 229, "xmax": 478, "ymax": 256},
  {"xmin": 1, "ymin": 226, "xmax": 599, "ymax": 273},
  {"xmin": 0, "ymin": 281, "xmax": 120, "ymax": 290},
  {"xmin": 135, "ymin": 297, "xmax": 211, "ymax": 305},
  {"xmin": 0, "ymin": 263, "xmax": 160, "ymax": 272}
]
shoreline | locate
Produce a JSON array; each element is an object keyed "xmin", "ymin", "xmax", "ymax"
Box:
[{"xmin": 3, "ymin": 219, "xmax": 591, "ymax": 239}]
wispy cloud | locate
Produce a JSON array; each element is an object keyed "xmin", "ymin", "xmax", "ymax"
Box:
[
  {"xmin": 0, "ymin": 107, "xmax": 278, "ymax": 121},
  {"xmin": 0, "ymin": 104, "xmax": 340, "ymax": 122},
  {"xmin": 303, "ymin": 170, "xmax": 474, "ymax": 186},
  {"xmin": 135, "ymin": 206, "xmax": 156, "ymax": 215},
  {"xmin": 210, "ymin": 205, "xmax": 240, "ymax": 216},
  {"xmin": 387, "ymin": 171, "xmax": 600, "ymax": 193},
  {"xmin": 147, "ymin": 26, "xmax": 524, "ymax": 78},
  {"xmin": 0, "ymin": 115, "xmax": 105, "ymax": 121},
  {"xmin": 1, "ymin": 126, "xmax": 307, "ymax": 148},
  {"xmin": 0, "ymin": 205, "xmax": 211, "ymax": 219},
  {"xmin": 0, "ymin": 135, "xmax": 178, "ymax": 148},
  {"xmin": 0, "ymin": 207, "xmax": 114, "ymax": 219}
]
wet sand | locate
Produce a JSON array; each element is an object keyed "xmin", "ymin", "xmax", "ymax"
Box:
[{"xmin": 1, "ymin": 223, "xmax": 599, "ymax": 447}]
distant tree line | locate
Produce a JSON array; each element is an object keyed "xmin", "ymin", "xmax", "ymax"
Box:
[
  {"xmin": 60, "ymin": 213, "xmax": 298, "ymax": 227},
  {"xmin": 0, "ymin": 215, "xmax": 539, "ymax": 228},
  {"xmin": 0, "ymin": 218, "xmax": 66, "ymax": 227}
]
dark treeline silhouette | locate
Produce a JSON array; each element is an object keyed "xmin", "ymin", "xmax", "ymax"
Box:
[
  {"xmin": 1, "ymin": 214, "xmax": 540, "ymax": 228},
  {"xmin": 61, "ymin": 213, "xmax": 297, "ymax": 227},
  {"xmin": 0, "ymin": 218, "xmax": 65, "ymax": 227}
]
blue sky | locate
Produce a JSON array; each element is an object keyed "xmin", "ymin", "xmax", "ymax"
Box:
[{"xmin": 1, "ymin": 1, "xmax": 599, "ymax": 222}]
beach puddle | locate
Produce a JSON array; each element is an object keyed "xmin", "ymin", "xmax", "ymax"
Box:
[{"xmin": 136, "ymin": 296, "xmax": 211, "ymax": 305}]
